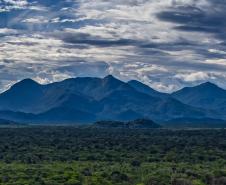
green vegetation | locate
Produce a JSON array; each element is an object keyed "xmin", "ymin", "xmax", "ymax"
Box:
[{"xmin": 0, "ymin": 127, "xmax": 226, "ymax": 185}]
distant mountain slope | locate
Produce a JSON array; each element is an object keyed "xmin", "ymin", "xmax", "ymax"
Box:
[
  {"xmin": 0, "ymin": 108, "xmax": 96, "ymax": 124},
  {"xmin": 55, "ymin": 75, "xmax": 134, "ymax": 100},
  {"xmin": 128, "ymin": 80, "xmax": 168, "ymax": 98},
  {"xmin": 0, "ymin": 75, "xmax": 133, "ymax": 114},
  {"xmin": 96, "ymin": 85, "xmax": 206, "ymax": 121},
  {"xmin": 36, "ymin": 107, "xmax": 96, "ymax": 124},
  {"xmin": 0, "ymin": 118, "xmax": 20, "ymax": 126},
  {"xmin": 163, "ymin": 117, "xmax": 226, "ymax": 128},
  {"xmin": 0, "ymin": 76, "xmax": 220, "ymax": 124},
  {"xmin": 151, "ymin": 97, "xmax": 206, "ymax": 120},
  {"xmin": 172, "ymin": 82, "xmax": 226, "ymax": 111},
  {"xmin": 0, "ymin": 79, "xmax": 44, "ymax": 113},
  {"xmin": 115, "ymin": 110, "xmax": 143, "ymax": 121},
  {"xmin": 0, "ymin": 110, "xmax": 34, "ymax": 123}
]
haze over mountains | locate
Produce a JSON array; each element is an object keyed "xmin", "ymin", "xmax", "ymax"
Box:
[{"xmin": 0, "ymin": 75, "xmax": 225, "ymax": 125}]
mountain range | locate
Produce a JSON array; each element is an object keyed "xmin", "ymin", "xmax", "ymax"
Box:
[{"xmin": 0, "ymin": 75, "xmax": 225, "ymax": 125}]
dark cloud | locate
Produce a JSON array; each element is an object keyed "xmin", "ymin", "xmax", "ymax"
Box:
[
  {"xmin": 157, "ymin": 6, "xmax": 205, "ymax": 24},
  {"xmin": 6, "ymin": 41, "xmax": 38, "ymax": 46},
  {"xmin": 174, "ymin": 25, "xmax": 220, "ymax": 33},
  {"xmin": 156, "ymin": 4, "xmax": 226, "ymax": 39},
  {"xmin": 56, "ymin": 32, "xmax": 139, "ymax": 47}
]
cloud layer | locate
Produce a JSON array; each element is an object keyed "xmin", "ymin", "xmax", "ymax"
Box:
[{"xmin": 0, "ymin": 0, "xmax": 225, "ymax": 92}]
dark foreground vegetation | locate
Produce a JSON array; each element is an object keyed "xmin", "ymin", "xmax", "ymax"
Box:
[
  {"xmin": 93, "ymin": 119, "xmax": 161, "ymax": 129},
  {"xmin": 0, "ymin": 127, "xmax": 226, "ymax": 185}
]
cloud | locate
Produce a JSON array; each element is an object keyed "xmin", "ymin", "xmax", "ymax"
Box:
[
  {"xmin": 0, "ymin": 0, "xmax": 226, "ymax": 92},
  {"xmin": 0, "ymin": 0, "xmax": 28, "ymax": 12},
  {"xmin": 0, "ymin": 28, "xmax": 19, "ymax": 35},
  {"xmin": 175, "ymin": 72, "xmax": 211, "ymax": 82},
  {"xmin": 156, "ymin": 1, "xmax": 226, "ymax": 41},
  {"xmin": 22, "ymin": 17, "xmax": 49, "ymax": 24}
]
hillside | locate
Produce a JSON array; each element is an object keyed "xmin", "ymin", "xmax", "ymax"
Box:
[
  {"xmin": 0, "ymin": 75, "xmax": 215, "ymax": 124},
  {"xmin": 172, "ymin": 82, "xmax": 226, "ymax": 113},
  {"xmin": 0, "ymin": 76, "xmax": 224, "ymax": 124}
]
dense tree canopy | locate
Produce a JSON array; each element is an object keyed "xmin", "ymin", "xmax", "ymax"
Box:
[{"xmin": 0, "ymin": 127, "xmax": 226, "ymax": 184}]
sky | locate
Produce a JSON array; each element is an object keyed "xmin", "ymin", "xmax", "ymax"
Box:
[{"xmin": 0, "ymin": 0, "xmax": 226, "ymax": 92}]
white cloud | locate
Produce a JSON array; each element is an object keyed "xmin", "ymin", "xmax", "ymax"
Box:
[
  {"xmin": 3, "ymin": 0, "xmax": 28, "ymax": 6},
  {"xmin": 175, "ymin": 72, "xmax": 211, "ymax": 82},
  {"xmin": 208, "ymin": 49, "xmax": 226, "ymax": 55},
  {"xmin": 0, "ymin": 28, "xmax": 18, "ymax": 35},
  {"xmin": 0, "ymin": 0, "xmax": 47, "ymax": 12},
  {"xmin": 22, "ymin": 17, "xmax": 49, "ymax": 24}
]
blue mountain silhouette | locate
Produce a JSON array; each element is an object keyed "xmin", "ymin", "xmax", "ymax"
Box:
[{"xmin": 0, "ymin": 76, "xmax": 224, "ymax": 124}]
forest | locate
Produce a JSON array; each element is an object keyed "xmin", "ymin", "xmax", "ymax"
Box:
[{"xmin": 0, "ymin": 127, "xmax": 226, "ymax": 185}]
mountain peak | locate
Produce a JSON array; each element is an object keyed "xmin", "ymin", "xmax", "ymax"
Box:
[
  {"xmin": 20, "ymin": 78, "xmax": 38, "ymax": 84},
  {"xmin": 3, "ymin": 78, "xmax": 42, "ymax": 98},
  {"xmin": 174, "ymin": 81, "xmax": 221, "ymax": 93},
  {"xmin": 102, "ymin": 75, "xmax": 123, "ymax": 86},
  {"xmin": 12, "ymin": 78, "xmax": 40, "ymax": 89},
  {"xmin": 103, "ymin": 75, "xmax": 117, "ymax": 80},
  {"xmin": 199, "ymin": 81, "xmax": 218, "ymax": 88},
  {"xmin": 172, "ymin": 80, "xmax": 226, "ymax": 110}
]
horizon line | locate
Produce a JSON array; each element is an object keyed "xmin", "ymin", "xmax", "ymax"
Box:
[{"xmin": 3, "ymin": 75, "xmax": 225, "ymax": 94}]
